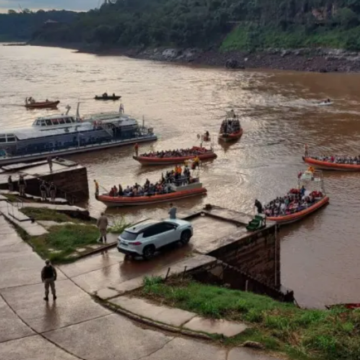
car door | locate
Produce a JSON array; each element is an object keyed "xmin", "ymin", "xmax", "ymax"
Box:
[
  {"xmin": 142, "ymin": 224, "xmax": 163, "ymax": 248},
  {"xmin": 155, "ymin": 222, "xmax": 178, "ymax": 247}
]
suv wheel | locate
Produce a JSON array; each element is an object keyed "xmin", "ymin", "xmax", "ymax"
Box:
[
  {"xmin": 180, "ymin": 230, "xmax": 191, "ymax": 245},
  {"xmin": 143, "ymin": 245, "xmax": 155, "ymax": 260}
]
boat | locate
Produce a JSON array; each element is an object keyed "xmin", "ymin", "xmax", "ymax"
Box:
[
  {"xmin": 96, "ymin": 170, "xmax": 207, "ymax": 207},
  {"xmin": 219, "ymin": 110, "xmax": 243, "ymax": 142},
  {"xmin": 263, "ymin": 168, "xmax": 329, "ymax": 225},
  {"xmin": 95, "ymin": 94, "xmax": 121, "ymax": 101},
  {"xmin": 0, "ymin": 104, "xmax": 157, "ymax": 166},
  {"xmin": 133, "ymin": 146, "xmax": 217, "ymax": 165},
  {"xmin": 326, "ymin": 303, "xmax": 360, "ymax": 310},
  {"xmin": 303, "ymin": 156, "xmax": 360, "ymax": 171},
  {"xmin": 318, "ymin": 100, "xmax": 333, "ymax": 106},
  {"xmin": 25, "ymin": 97, "xmax": 60, "ymax": 109}
]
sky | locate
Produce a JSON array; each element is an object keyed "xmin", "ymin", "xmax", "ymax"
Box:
[{"xmin": 0, "ymin": 0, "xmax": 99, "ymax": 12}]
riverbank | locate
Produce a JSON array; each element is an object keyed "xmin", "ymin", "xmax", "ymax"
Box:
[
  {"xmin": 137, "ymin": 276, "xmax": 360, "ymax": 360},
  {"xmin": 28, "ymin": 41, "xmax": 360, "ymax": 73}
]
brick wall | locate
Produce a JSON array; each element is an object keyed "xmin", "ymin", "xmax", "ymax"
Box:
[{"xmin": 208, "ymin": 225, "xmax": 280, "ymax": 288}]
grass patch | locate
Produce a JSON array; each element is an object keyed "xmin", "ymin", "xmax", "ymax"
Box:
[
  {"xmin": 138, "ymin": 277, "xmax": 360, "ymax": 360},
  {"xmin": 28, "ymin": 224, "xmax": 100, "ymax": 263},
  {"xmin": 108, "ymin": 217, "xmax": 130, "ymax": 234},
  {"xmin": 220, "ymin": 23, "xmax": 360, "ymax": 52},
  {"xmin": 20, "ymin": 207, "xmax": 95, "ymax": 224},
  {"xmin": 3, "ymin": 193, "xmax": 19, "ymax": 203}
]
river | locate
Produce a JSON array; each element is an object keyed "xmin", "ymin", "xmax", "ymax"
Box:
[{"xmin": 1, "ymin": 45, "xmax": 360, "ymax": 308}]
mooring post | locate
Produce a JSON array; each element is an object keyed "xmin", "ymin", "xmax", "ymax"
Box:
[
  {"xmin": 165, "ymin": 267, "xmax": 171, "ymax": 280},
  {"xmin": 182, "ymin": 266, "xmax": 187, "ymax": 279}
]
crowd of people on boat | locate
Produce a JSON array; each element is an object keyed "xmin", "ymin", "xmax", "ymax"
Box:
[
  {"xmin": 139, "ymin": 147, "xmax": 211, "ymax": 159},
  {"xmin": 258, "ymin": 186, "xmax": 324, "ymax": 217},
  {"xmin": 105, "ymin": 165, "xmax": 198, "ymax": 198},
  {"xmin": 310, "ymin": 155, "xmax": 360, "ymax": 165}
]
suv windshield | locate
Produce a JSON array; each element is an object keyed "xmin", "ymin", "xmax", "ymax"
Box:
[{"xmin": 121, "ymin": 231, "xmax": 138, "ymax": 241}]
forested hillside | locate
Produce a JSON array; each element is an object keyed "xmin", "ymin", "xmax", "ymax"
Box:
[
  {"xmin": 5, "ymin": 1, "xmax": 360, "ymax": 51},
  {"xmin": 0, "ymin": 10, "xmax": 78, "ymax": 41}
]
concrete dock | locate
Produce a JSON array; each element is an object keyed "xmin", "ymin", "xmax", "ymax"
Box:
[
  {"xmin": 0, "ymin": 214, "xmax": 282, "ymax": 360},
  {"xmin": 0, "ymin": 159, "xmax": 89, "ymax": 203}
]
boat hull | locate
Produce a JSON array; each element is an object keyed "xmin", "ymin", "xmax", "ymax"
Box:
[
  {"xmin": 267, "ymin": 196, "xmax": 329, "ymax": 225},
  {"xmin": 95, "ymin": 96, "xmax": 121, "ymax": 101},
  {"xmin": 219, "ymin": 129, "xmax": 243, "ymax": 142},
  {"xmin": 303, "ymin": 157, "xmax": 360, "ymax": 171},
  {"xmin": 133, "ymin": 151, "xmax": 217, "ymax": 165},
  {"xmin": 25, "ymin": 101, "xmax": 60, "ymax": 109},
  {"xmin": 326, "ymin": 303, "xmax": 360, "ymax": 310},
  {"xmin": 97, "ymin": 187, "xmax": 207, "ymax": 207},
  {"xmin": 0, "ymin": 135, "xmax": 157, "ymax": 166}
]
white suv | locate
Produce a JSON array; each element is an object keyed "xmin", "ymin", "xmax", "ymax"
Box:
[{"xmin": 117, "ymin": 219, "xmax": 193, "ymax": 259}]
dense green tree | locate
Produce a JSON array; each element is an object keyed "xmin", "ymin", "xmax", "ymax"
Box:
[{"xmin": 3, "ymin": 0, "xmax": 360, "ymax": 50}]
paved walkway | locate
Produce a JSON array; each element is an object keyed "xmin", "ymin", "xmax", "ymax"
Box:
[
  {"xmin": 0, "ymin": 215, "xmax": 283, "ymax": 360},
  {"xmin": 111, "ymin": 296, "xmax": 248, "ymax": 337}
]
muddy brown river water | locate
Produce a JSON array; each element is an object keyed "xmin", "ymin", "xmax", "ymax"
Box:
[{"xmin": 1, "ymin": 45, "xmax": 360, "ymax": 308}]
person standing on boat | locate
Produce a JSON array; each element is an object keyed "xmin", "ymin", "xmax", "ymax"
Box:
[
  {"xmin": 47, "ymin": 156, "xmax": 53, "ymax": 173},
  {"xmin": 49, "ymin": 182, "xmax": 56, "ymax": 202},
  {"xmin": 40, "ymin": 181, "xmax": 47, "ymax": 201},
  {"xmin": 8, "ymin": 176, "xmax": 13, "ymax": 192},
  {"xmin": 18, "ymin": 175, "xmax": 26, "ymax": 197},
  {"xmin": 304, "ymin": 144, "xmax": 308, "ymax": 158},
  {"xmin": 168, "ymin": 203, "xmax": 177, "ymax": 219},
  {"xmin": 254, "ymin": 199, "xmax": 263, "ymax": 214},
  {"xmin": 97, "ymin": 213, "xmax": 109, "ymax": 243},
  {"xmin": 134, "ymin": 143, "xmax": 139, "ymax": 157}
]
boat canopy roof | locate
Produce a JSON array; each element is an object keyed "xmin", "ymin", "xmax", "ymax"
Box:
[{"xmin": 32, "ymin": 115, "xmax": 80, "ymax": 128}]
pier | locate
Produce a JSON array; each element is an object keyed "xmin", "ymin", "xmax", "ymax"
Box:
[{"xmin": 0, "ymin": 159, "xmax": 89, "ymax": 203}]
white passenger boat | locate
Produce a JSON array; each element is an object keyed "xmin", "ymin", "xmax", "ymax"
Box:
[{"xmin": 0, "ymin": 104, "xmax": 157, "ymax": 166}]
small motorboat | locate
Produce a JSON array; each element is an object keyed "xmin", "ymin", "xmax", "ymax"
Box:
[
  {"xmin": 318, "ymin": 99, "xmax": 333, "ymax": 106},
  {"xmin": 326, "ymin": 303, "xmax": 360, "ymax": 310},
  {"xmin": 219, "ymin": 110, "xmax": 243, "ymax": 142},
  {"xmin": 95, "ymin": 94, "xmax": 121, "ymax": 101},
  {"xmin": 133, "ymin": 146, "xmax": 217, "ymax": 165},
  {"xmin": 25, "ymin": 97, "xmax": 60, "ymax": 109},
  {"xmin": 96, "ymin": 170, "xmax": 207, "ymax": 207},
  {"xmin": 263, "ymin": 168, "xmax": 329, "ymax": 226},
  {"xmin": 201, "ymin": 131, "xmax": 211, "ymax": 142},
  {"xmin": 303, "ymin": 156, "xmax": 360, "ymax": 171}
]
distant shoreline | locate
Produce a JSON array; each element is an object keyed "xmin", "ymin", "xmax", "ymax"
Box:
[{"xmin": 22, "ymin": 41, "xmax": 360, "ymax": 73}]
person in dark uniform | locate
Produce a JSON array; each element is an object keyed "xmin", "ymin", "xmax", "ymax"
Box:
[
  {"xmin": 254, "ymin": 199, "xmax": 263, "ymax": 214},
  {"xmin": 18, "ymin": 175, "xmax": 26, "ymax": 197},
  {"xmin": 49, "ymin": 182, "xmax": 57, "ymax": 202},
  {"xmin": 8, "ymin": 176, "xmax": 13, "ymax": 192},
  {"xmin": 40, "ymin": 181, "xmax": 47, "ymax": 201},
  {"xmin": 41, "ymin": 260, "xmax": 57, "ymax": 301}
]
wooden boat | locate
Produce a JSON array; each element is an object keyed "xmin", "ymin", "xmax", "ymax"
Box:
[
  {"xmin": 97, "ymin": 182, "xmax": 207, "ymax": 207},
  {"xmin": 25, "ymin": 100, "xmax": 60, "ymax": 109},
  {"xmin": 303, "ymin": 156, "xmax": 360, "ymax": 171},
  {"xmin": 219, "ymin": 110, "xmax": 243, "ymax": 142},
  {"xmin": 95, "ymin": 95, "xmax": 121, "ymax": 101},
  {"xmin": 133, "ymin": 146, "xmax": 217, "ymax": 165},
  {"xmin": 326, "ymin": 303, "xmax": 360, "ymax": 310},
  {"xmin": 265, "ymin": 168, "xmax": 329, "ymax": 226}
]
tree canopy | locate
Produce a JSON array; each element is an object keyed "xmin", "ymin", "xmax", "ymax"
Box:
[{"xmin": 3, "ymin": 1, "xmax": 360, "ymax": 50}]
